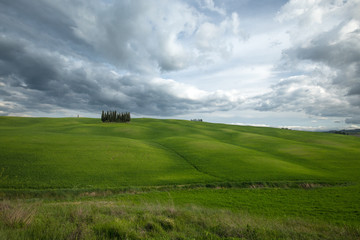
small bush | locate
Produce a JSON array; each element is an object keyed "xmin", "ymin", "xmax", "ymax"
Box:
[{"xmin": 157, "ymin": 216, "xmax": 175, "ymax": 231}]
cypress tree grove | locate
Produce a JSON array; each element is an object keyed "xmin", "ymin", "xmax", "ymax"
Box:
[{"xmin": 101, "ymin": 111, "xmax": 131, "ymax": 123}]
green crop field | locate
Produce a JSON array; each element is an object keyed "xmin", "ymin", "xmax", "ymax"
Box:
[{"xmin": 0, "ymin": 116, "xmax": 360, "ymax": 239}]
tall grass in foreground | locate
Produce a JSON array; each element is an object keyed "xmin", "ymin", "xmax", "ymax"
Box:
[{"xmin": 0, "ymin": 200, "xmax": 359, "ymax": 240}]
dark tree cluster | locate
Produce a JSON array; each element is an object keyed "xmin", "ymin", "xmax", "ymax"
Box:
[
  {"xmin": 331, "ymin": 130, "xmax": 348, "ymax": 135},
  {"xmin": 101, "ymin": 111, "xmax": 131, "ymax": 123},
  {"xmin": 190, "ymin": 119, "xmax": 203, "ymax": 122}
]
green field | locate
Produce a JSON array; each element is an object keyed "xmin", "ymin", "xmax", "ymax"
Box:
[{"xmin": 0, "ymin": 117, "xmax": 359, "ymax": 239}]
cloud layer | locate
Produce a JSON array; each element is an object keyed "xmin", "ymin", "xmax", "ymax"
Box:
[
  {"xmin": 0, "ymin": 0, "xmax": 244, "ymax": 116},
  {"xmin": 0, "ymin": 0, "xmax": 359, "ymax": 128},
  {"xmin": 256, "ymin": 0, "xmax": 360, "ymax": 124}
]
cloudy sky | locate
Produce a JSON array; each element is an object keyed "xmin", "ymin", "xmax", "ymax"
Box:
[{"xmin": 1, "ymin": 0, "xmax": 359, "ymax": 130}]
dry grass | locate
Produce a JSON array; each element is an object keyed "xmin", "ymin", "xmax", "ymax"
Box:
[{"xmin": 0, "ymin": 201, "xmax": 37, "ymax": 228}]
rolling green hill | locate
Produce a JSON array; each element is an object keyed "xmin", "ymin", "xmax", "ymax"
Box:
[
  {"xmin": 1, "ymin": 116, "xmax": 359, "ymax": 189},
  {"xmin": 1, "ymin": 117, "xmax": 360, "ymax": 239}
]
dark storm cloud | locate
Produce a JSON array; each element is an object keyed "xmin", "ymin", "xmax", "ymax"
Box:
[
  {"xmin": 0, "ymin": 0, "xmax": 91, "ymax": 56},
  {"xmin": 0, "ymin": 34, "xmax": 240, "ymax": 116},
  {"xmin": 0, "ymin": 37, "xmax": 60, "ymax": 90},
  {"xmin": 1, "ymin": 0, "xmax": 74, "ymax": 39},
  {"xmin": 0, "ymin": 0, "xmax": 243, "ymax": 116},
  {"xmin": 0, "ymin": 37, "xmax": 94, "ymax": 113}
]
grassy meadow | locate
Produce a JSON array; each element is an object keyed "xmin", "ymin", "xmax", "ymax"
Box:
[{"xmin": 0, "ymin": 116, "xmax": 360, "ymax": 239}]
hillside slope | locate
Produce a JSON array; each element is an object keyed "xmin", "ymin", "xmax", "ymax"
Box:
[{"xmin": 0, "ymin": 117, "xmax": 359, "ymax": 189}]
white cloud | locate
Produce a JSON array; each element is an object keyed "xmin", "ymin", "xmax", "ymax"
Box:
[
  {"xmin": 256, "ymin": 0, "xmax": 360, "ymax": 124},
  {"xmin": 231, "ymin": 122, "xmax": 270, "ymax": 127},
  {"xmin": 199, "ymin": 0, "xmax": 226, "ymax": 15},
  {"xmin": 279, "ymin": 125, "xmax": 330, "ymax": 131},
  {"xmin": 276, "ymin": 0, "xmax": 356, "ymax": 46},
  {"xmin": 50, "ymin": 0, "xmax": 245, "ymax": 73}
]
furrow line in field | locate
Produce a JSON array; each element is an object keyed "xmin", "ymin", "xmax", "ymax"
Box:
[{"xmin": 152, "ymin": 141, "xmax": 222, "ymax": 180}]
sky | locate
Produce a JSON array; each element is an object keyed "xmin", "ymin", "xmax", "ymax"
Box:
[{"xmin": 0, "ymin": 0, "xmax": 359, "ymax": 131}]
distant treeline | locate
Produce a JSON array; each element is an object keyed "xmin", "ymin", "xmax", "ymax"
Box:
[
  {"xmin": 101, "ymin": 111, "xmax": 131, "ymax": 123},
  {"xmin": 190, "ymin": 119, "xmax": 203, "ymax": 122}
]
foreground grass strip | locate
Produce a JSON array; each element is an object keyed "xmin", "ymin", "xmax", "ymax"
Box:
[{"xmin": 0, "ymin": 199, "xmax": 359, "ymax": 240}]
